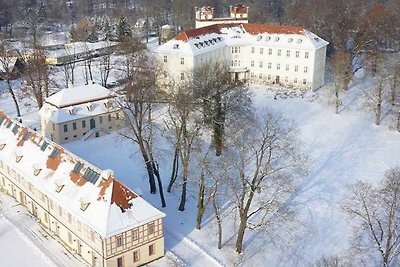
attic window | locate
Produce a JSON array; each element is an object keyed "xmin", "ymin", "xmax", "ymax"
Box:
[
  {"xmin": 49, "ymin": 148, "xmax": 59, "ymax": 159},
  {"xmin": 82, "ymin": 168, "xmax": 100, "ymax": 184},
  {"xmin": 274, "ymin": 37, "xmax": 280, "ymax": 42},
  {"xmin": 194, "ymin": 43, "xmax": 200, "ymax": 49},
  {"xmin": 21, "ymin": 131, "xmax": 30, "ymax": 141},
  {"xmin": 80, "ymin": 202, "xmax": 90, "ymax": 211},
  {"xmin": 11, "ymin": 124, "xmax": 19, "ymax": 134},
  {"xmin": 34, "ymin": 167, "xmax": 42, "ymax": 176},
  {"xmin": 212, "ymin": 38, "xmax": 217, "ymax": 42},
  {"xmin": 55, "ymin": 184, "xmax": 64, "ymax": 193},
  {"xmin": 86, "ymin": 103, "xmax": 94, "ymax": 111},
  {"xmin": 199, "ymin": 42, "xmax": 204, "ymax": 47},
  {"xmin": 173, "ymin": 44, "xmax": 179, "ymax": 49},
  {"xmin": 6, "ymin": 121, "xmax": 13, "ymax": 129},
  {"xmin": 73, "ymin": 162, "xmax": 83, "ymax": 173},
  {"xmin": 204, "ymin": 41, "xmax": 209, "ymax": 46},
  {"xmin": 265, "ymin": 36, "xmax": 271, "ymax": 41},
  {"xmin": 0, "ymin": 117, "xmax": 5, "ymax": 125},
  {"xmin": 217, "ymin": 37, "xmax": 222, "ymax": 41},
  {"xmin": 16, "ymin": 155, "xmax": 23, "ymax": 163},
  {"xmin": 40, "ymin": 141, "xmax": 49, "ymax": 151},
  {"xmin": 68, "ymin": 107, "xmax": 76, "ymax": 115},
  {"xmin": 314, "ymin": 37, "xmax": 320, "ymax": 42},
  {"xmin": 0, "ymin": 144, "xmax": 5, "ymax": 150},
  {"xmin": 297, "ymin": 39, "xmax": 303, "ymax": 43},
  {"xmin": 288, "ymin": 38, "xmax": 293, "ymax": 43},
  {"xmin": 104, "ymin": 101, "xmax": 113, "ymax": 109},
  {"xmin": 257, "ymin": 35, "xmax": 262, "ymax": 41}
]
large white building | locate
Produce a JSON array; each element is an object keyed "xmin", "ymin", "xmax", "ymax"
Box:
[
  {"xmin": 0, "ymin": 112, "xmax": 165, "ymax": 267},
  {"xmin": 156, "ymin": 23, "xmax": 329, "ymax": 91},
  {"xmin": 39, "ymin": 83, "xmax": 124, "ymax": 144}
]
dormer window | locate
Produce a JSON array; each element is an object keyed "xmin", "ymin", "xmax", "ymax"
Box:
[
  {"xmin": 21, "ymin": 131, "xmax": 30, "ymax": 141},
  {"xmin": 257, "ymin": 35, "xmax": 262, "ymax": 41},
  {"xmin": 274, "ymin": 37, "xmax": 280, "ymax": 42},
  {"xmin": 0, "ymin": 144, "xmax": 5, "ymax": 150},
  {"xmin": 86, "ymin": 103, "xmax": 94, "ymax": 111},
  {"xmin": 15, "ymin": 150, "xmax": 23, "ymax": 163},
  {"xmin": 297, "ymin": 39, "xmax": 303, "ymax": 43},
  {"xmin": 314, "ymin": 37, "xmax": 320, "ymax": 42},
  {"xmin": 49, "ymin": 147, "xmax": 59, "ymax": 159},
  {"xmin": 40, "ymin": 141, "xmax": 49, "ymax": 151},
  {"xmin": 265, "ymin": 36, "xmax": 271, "ymax": 41},
  {"xmin": 173, "ymin": 44, "xmax": 179, "ymax": 49},
  {"xmin": 33, "ymin": 164, "xmax": 42, "ymax": 176},
  {"xmin": 55, "ymin": 184, "xmax": 64, "ymax": 193},
  {"xmin": 11, "ymin": 124, "xmax": 19, "ymax": 134},
  {"xmin": 80, "ymin": 201, "xmax": 90, "ymax": 211},
  {"xmin": 68, "ymin": 107, "xmax": 76, "ymax": 115},
  {"xmin": 288, "ymin": 38, "xmax": 293, "ymax": 43},
  {"xmin": 73, "ymin": 162, "xmax": 83, "ymax": 173}
]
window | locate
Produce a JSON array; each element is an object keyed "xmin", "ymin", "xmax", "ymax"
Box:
[
  {"xmin": 117, "ymin": 257, "xmax": 123, "ymax": 267},
  {"xmin": 82, "ymin": 120, "xmax": 86, "ymax": 128},
  {"xmin": 116, "ymin": 236, "xmax": 123, "ymax": 247},
  {"xmin": 52, "ymin": 124, "xmax": 55, "ymax": 131},
  {"xmin": 72, "ymin": 122, "xmax": 76, "ymax": 130},
  {"xmin": 90, "ymin": 231, "xmax": 95, "ymax": 241},
  {"xmin": 108, "ymin": 114, "xmax": 112, "ymax": 122},
  {"xmin": 304, "ymin": 66, "xmax": 308, "ymax": 73},
  {"xmin": 251, "ymin": 47, "xmax": 255, "ymax": 53},
  {"xmin": 285, "ymin": 64, "xmax": 289, "ymax": 71},
  {"xmin": 305, "ymin": 52, "xmax": 309, "ymax": 59},
  {"xmin": 149, "ymin": 244, "xmax": 155, "ymax": 256},
  {"xmin": 294, "ymin": 78, "xmax": 298, "ymax": 83},
  {"xmin": 180, "ymin": 73, "xmax": 184, "ymax": 80},
  {"xmin": 58, "ymin": 206, "xmax": 63, "ymax": 217},
  {"xmin": 68, "ymin": 213, "xmax": 72, "ymax": 224},
  {"xmin": 277, "ymin": 49, "xmax": 281, "ymax": 56},
  {"xmin": 295, "ymin": 65, "xmax": 299, "ymax": 72},
  {"xmin": 63, "ymin": 124, "xmax": 67, "ymax": 132},
  {"xmin": 163, "ymin": 56, "xmax": 167, "ymax": 63},
  {"xmin": 250, "ymin": 60, "xmax": 254, "ymax": 67},
  {"xmin": 267, "ymin": 74, "xmax": 271, "ymax": 80},
  {"xmin": 303, "ymin": 79, "xmax": 307, "ymax": 85},
  {"xmin": 285, "ymin": 76, "xmax": 289, "ymax": 82},
  {"xmin": 268, "ymin": 48, "xmax": 272, "ymax": 55},
  {"xmin": 148, "ymin": 222, "xmax": 155, "ymax": 235},
  {"xmin": 68, "ymin": 232, "xmax": 72, "ymax": 243},
  {"xmin": 133, "ymin": 250, "xmax": 140, "ymax": 262},
  {"xmin": 49, "ymin": 148, "xmax": 59, "ymax": 159},
  {"xmin": 267, "ymin": 62, "xmax": 271, "ymax": 69},
  {"xmin": 286, "ymin": 50, "xmax": 290, "ymax": 57},
  {"xmin": 296, "ymin": 51, "xmax": 299, "ymax": 58},
  {"xmin": 260, "ymin": 48, "xmax": 264, "ymax": 54},
  {"xmin": 258, "ymin": 73, "xmax": 263, "ymax": 79},
  {"xmin": 259, "ymin": 61, "xmax": 263, "ymax": 68},
  {"xmin": 132, "ymin": 229, "xmax": 139, "ymax": 240},
  {"xmin": 99, "ymin": 116, "xmax": 103, "ymax": 124},
  {"xmin": 276, "ymin": 64, "xmax": 280, "ymax": 70},
  {"xmin": 250, "ymin": 72, "xmax": 254, "ymax": 78},
  {"xmin": 180, "ymin": 57, "xmax": 184, "ymax": 65}
]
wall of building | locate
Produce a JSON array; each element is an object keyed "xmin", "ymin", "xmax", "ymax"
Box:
[
  {"xmin": 104, "ymin": 218, "xmax": 164, "ymax": 267},
  {"xmin": 42, "ymin": 110, "xmax": 124, "ymax": 145},
  {"xmin": 0, "ymin": 159, "xmax": 104, "ymax": 266}
]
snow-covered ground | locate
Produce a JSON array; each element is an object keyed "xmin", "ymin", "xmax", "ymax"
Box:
[{"xmin": 1, "ymin": 43, "xmax": 400, "ymax": 265}]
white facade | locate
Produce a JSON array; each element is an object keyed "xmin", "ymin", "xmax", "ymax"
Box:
[
  {"xmin": 39, "ymin": 83, "xmax": 124, "ymax": 144},
  {"xmin": 156, "ymin": 23, "xmax": 329, "ymax": 91},
  {"xmin": 0, "ymin": 112, "xmax": 165, "ymax": 267}
]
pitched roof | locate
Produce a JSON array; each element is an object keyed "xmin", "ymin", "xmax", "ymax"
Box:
[
  {"xmin": 45, "ymin": 83, "xmax": 114, "ymax": 109},
  {"xmin": 0, "ymin": 112, "xmax": 165, "ymax": 238}
]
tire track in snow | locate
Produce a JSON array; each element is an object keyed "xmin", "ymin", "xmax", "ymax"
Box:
[{"xmin": 164, "ymin": 229, "xmax": 223, "ymax": 267}]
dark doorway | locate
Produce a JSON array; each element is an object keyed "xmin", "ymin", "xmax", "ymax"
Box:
[{"xmin": 90, "ymin": 118, "xmax": 96, "ymax": 129}]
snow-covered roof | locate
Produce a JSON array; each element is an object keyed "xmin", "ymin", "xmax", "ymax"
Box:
[
  {"xmin": 46, "ymin": 41, "xmax": 117, "ymax": 58},
  {"xmin": 45, "ymin": 83, "xmax": 114, "ymax": 108},
  {"xmin": 0, "ymin": 112, "xmax": 165, "ymax": 238},
  {"xmin": 41, "ymin": 83, "xmax": 120, "ymax": 123},
  {"xmin": 156, "ymin": 23, "xmax": 329, "ymax": 56}
]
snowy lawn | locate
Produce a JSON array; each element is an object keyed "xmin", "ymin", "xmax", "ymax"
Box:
[{"xmin": 2, "ymin": 80, "xmax": 400, "ymax": 266}]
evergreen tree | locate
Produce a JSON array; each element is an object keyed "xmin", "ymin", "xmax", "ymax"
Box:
[{"xmin": 118, "ymin": 16, "xmax": 132, "ymax": 40}]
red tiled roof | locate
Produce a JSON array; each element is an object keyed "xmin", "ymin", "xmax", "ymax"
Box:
[
  {"xmin": 174, "ymin": 23, "xmax": 305, "ymax": 42},
  {"xmin": 111, "ymin": 179, "xmax": 138, "ymax": 209}
]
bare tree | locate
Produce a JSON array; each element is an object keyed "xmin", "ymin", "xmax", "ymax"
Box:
[
  {"xmin": 120, "ymin": 52, "xmax": 166, "ymax": 207},
  {"xmin": 343, "ymin": 167, "xmax": 400, "ymax": 267},
  {"xmin": 226, "ymin": 110, "xmax": 305, "ymax": 254},
  {"xmin": 164, "ymin": 82, "xmax": 203, "ymax": 211},
  {"xmin": 99, "ymin": 53, "xmax": 111, "ymax": 87},
  {"xmin": 21, "ymin": 48, "xmax": 50, "ymax": 109},
  {"xmin": 0, "ymin": 44, "xmax": 21, "ymax": 116}
]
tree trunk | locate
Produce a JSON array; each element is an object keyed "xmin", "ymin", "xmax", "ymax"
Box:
[
  {"xmin": 335, "ymin": 85, "xmax": 339, "ymax": 114},
  {"xmin": 213, "ymin": 91, "xmax": 224, "ymax": 156},
  {"xmin": 151, "ymin": 160, "xmax": 166, "ymax": 207},
  {"xmin": 375, "ymin": 81, "xmax": 383, "ymax": 126},
  {"xmin": 178, "ymin": 161, "xmax": 188, "ymax": 211},
  {"xmin": 196, "ymin": 172, "xmax": 205, "ymax": 230},
  {"xmin": 211, "ymin": 187, "xmax": 222, "ymax": 249},
  {"xmin": 396, "ymin": 111, "xmax": 400, "ymax": 132},
  {"xmin": 235, "ymin": 212, "xmax": 247, "ymax": 254},
  {"xmin": 167, "ymin": 145, "xmax": 180, "ymax": 193},
  {"xmin": 7, "ymin": 79, "xmax": 21, "ymax": 117},
  {"xmin": 138, "ymin": 140, "xmax": 157, "ymax": 193},
  {"xmin": 390, "ymin": 76, "xmax": 396, "ymax": 106}
]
